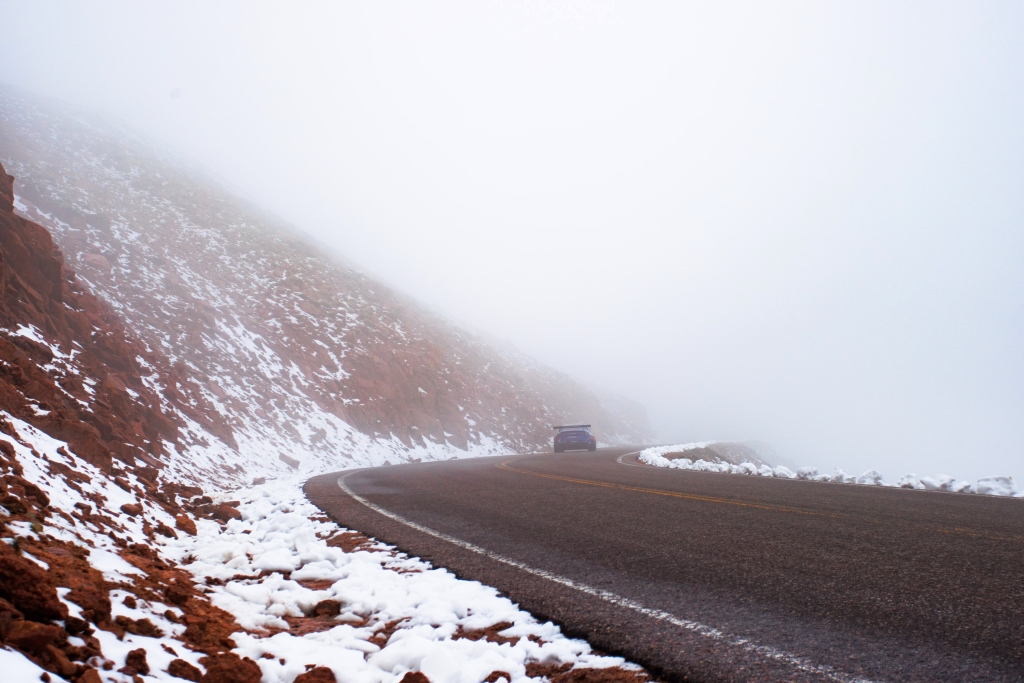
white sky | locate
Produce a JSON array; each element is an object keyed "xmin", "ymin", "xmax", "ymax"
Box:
[{"xmin": 1, "ymin": 2, "xmax": 1022, "ymax": 482}]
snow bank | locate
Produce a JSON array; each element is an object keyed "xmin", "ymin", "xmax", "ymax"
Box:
[
  {"xmin": 166, "ymin": 478, "xmax": 636, "ymax": 683},
  {"xmin": 1, "ymin": 409, "xmax": 640, "ymax": 683},
  {"xmin": 639, "ymin": 446, "xmax": 796, "ymax": 479},
  {"xmin": 638, "ymin": 443, "xmax": 1022, "ymax": 498}
]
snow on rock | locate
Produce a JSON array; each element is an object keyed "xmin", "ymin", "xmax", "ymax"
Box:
[
  {"xmin": 167, "ymin": 478, "xmax": 639, "ymax": 683},
  {"xmin": 636, "ymin": 443, "xmax": 713, "ymax": 460},
  {"xmin": 0, "ymin": 410, "xmax": 648, "ymax": 683},
  {"xmin": 856, "ymin": 470, "xmax": 886, "ymax": 486},
  {"xmin": 897, "ymin": 474, "xmax": 926, "ymax": 490},
  {"xmin": 0, "ymin": 412, "xmax": 210, "ymax": 682},
  {"xmin": 976, "ymin": 476, "xmax": 1018, "ymax": 497},
  {"xmin": 639, "ymin": 444, "xmax": 1022, "ymax": 499}
]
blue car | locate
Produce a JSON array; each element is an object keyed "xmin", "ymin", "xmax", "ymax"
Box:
[{"xmin": 552, "ymin": 424, "xmax": 597, "ymax": 453}]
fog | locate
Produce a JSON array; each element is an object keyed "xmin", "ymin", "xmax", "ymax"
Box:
[{"xmin": 1, "ymin": 2, "xmax": 1022, "ymax": 482}]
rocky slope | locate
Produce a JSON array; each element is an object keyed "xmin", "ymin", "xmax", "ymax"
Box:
[
  {"xmin": 1, "ymin": 162, "xmax": 165, "ymax": 472},
  {"xmin": 0, "ymin": 157, "xmax": 649, "ymax": 683},
  {"xmin": 0, "ymin": 159, "xmax": 242, "ymax": 476},
  {"xmin": 0, "ymin": 86, "xmax": 651, "ymax": 478},
  {"xmin": 0, "ymin": 155, "xmax": 258, "ymax": 681}
]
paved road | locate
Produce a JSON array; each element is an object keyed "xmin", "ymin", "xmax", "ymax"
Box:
[{"xmin": 305, "ymin": 448, "xmax": 1024, "ymax": 683}]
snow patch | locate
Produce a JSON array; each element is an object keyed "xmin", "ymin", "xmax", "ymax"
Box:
[
  {"xmin": 168, "ymin": 478, "xmax": 636, "ymax": 683},
  {"xmin": 639, "ymin": 444, "xmax": 1020, "ymax": 498}
]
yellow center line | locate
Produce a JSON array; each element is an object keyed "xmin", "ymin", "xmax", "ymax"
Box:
[
  {"xmin": 498, "ymin": 460, "xmax": 1024, "ymax": 542},
  {"xmin": 496, "ymin": 460, "xmax": 836, "ymax": 518},
  {"xmin": 932, "ymin": 526, "xmax": 1024, "ymax": 543}
]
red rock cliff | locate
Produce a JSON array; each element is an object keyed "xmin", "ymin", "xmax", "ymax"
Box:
[{"xmin": 0, "ymin": 160, "xmax": 183, "ymax": 472}]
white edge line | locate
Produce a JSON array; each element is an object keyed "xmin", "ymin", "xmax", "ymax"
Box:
[
  {"xmin": 616, "ymin": 451, "xmax": 649, "ymax": 468},
  {"xmin": 336, "ymin": 469, "xmax": 881, "ymax": 683}
]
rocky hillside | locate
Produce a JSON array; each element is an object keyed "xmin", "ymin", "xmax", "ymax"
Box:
[
  {"xmin": 0, "ymin": 157, "xmax": 647, "ymax": 683},
  {"xmin": 0, "ymin": 155, "xmax": 262, "ymax": 681},
  {"xmin": 0, "ymin": 86, "xmax": 652, "ymax": 476},
  {"xmin": 1, "ymin": 159, "xmax": 179, "ymax": 474}
]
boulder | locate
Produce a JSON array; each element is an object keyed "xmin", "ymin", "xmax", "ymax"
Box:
[
  {"xmin": 199, "ymin": 653, "xmax": 262, "ymax": 683},
  {"xmin": 77, "ymin": 668, "xmax": 103, "ymax": 683},
  {"xmin": 45, "ymin": 644, "xmax": 77, "ymax": 678},
  {"xmin": 165, "ymin": 583, "xmax": 192, "ymax": 606},
  {"xmin": 0, "ymin": 545, "xmax": 65, "ymax": 621},
  {"xmin": 399, "ymin": 673, "xmax": 430, "ymax": 683},
  {"xmin": 120, "ymin": 503, "xmax": 143, "ymax": 517},
  {"xmin": 295, "ymin": 667, "xmax": 337, "ymax": 683},
  {"xmin": 1, "ymin": 494, "xmax": 27, "ymax": 514},
  {"xmin": 10, "ymin": 477, "xmax": 49, "ymax": 507},
  {"xmin": 155, "ymin": 522, "xmax": 179, "ymax": 539},
  {"xmin": 123, "ymin": 648, "xmax": 150, "ymax": 675},
  {"xmin": 175, "ymin": 514, "xmax": 198, "ymax": 535},
  {"xmin": 66, "ymin": 582, "xmax": 111, "ymax": 625},
  {"xmin": 211, "ymin": 504, "xmax": 241, "ymax": 523},
  {"xmin": 168, "ymin": 659, "xmax": 203, "ymax": 682},
  {"xmin": 115, "ymin": 615, "xmax": 163, "ymax": 637},
  {"xmin": 313, "ymin": 599, "xmax": 341, "ymax": 617},
  {"xmin": 4, "ymin": 620, "xmax": 61, "ymax": 653}
]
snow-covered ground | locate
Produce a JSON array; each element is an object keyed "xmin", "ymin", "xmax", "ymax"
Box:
[
  {"xmin": 175, "ymin": 480, "xmax": 637, "ymax": 683},
  {"xmin": 639, "ymin": 443, "xmax": 1022, "ymax": 497},
  {"xmin": 1, "ymin": 411, "xmax": 642, "ymax": 683}
]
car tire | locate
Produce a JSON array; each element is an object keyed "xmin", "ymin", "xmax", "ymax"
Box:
[
  {"xmin": 554, "ymin": 445, "xmax": 562, "ymax": 453},
  {"xmin": 588, "ymin": 444, "xmax": 596, "ymax": 452}
]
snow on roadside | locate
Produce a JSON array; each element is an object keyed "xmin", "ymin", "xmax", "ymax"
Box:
[
  {"xmin": 0, "ymin": 412, "xmax": 209, "ymax": 682},
  {"xmin": 638, "ymin": 443, "xmax": 1023, "ymax": 498},
  {"xmin": 168, "ymin": 478, "xmax": 638, "ymax": 683},
  {"xmin": 0, "ymin": 410, "xmax": 644, "ymax": 683}
]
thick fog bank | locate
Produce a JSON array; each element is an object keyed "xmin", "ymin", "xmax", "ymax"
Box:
[{"xmin": 1, "ymin": 2, "xmax": 1021, "ymax": 483}]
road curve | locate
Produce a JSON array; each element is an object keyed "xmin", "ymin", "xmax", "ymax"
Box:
[{"xmin": 304, "ymin": 448, "xmax": 1024, "ymax": 683}]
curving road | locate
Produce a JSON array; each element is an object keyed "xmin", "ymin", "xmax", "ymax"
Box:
[{"xmin": 304, "ymin": 448, "xmax": 1024, "ymax": 683}]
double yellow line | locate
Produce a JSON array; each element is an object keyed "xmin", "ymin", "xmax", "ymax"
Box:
[
  {"xmin": 497, "ymin": 459, "xmax": 1024, "ymax": 542},
  {"xmin": 496, "ymin": 460, "xmax": 834, "ymax": 517}
]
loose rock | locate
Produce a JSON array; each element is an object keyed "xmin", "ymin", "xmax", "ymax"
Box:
[
  {"xmin": 175, "ymin": 514, "xmax": 198, "ymax": 535},
  {"xmin": 199, "ymin": 653, "xmax": 262, "ymax": 683},
  {"xmin": 313, "ymin": 599, "xmax": 341, "ymax": 617},
  {"xmin": 295, "ymin": 667, "xmax": 337, "ymax": 683},
  {"xmin": 0, "ymin": 545, "xmax": 65, "ymax": 621},
  {"xmin": 120, "ymin": 503, "xmax": 143, "ymax": 517},
  {"xmin": 124, "ymin": 648, "xmax": 150, "ymax": 675},
  {"xmin": 4, "ymin": 620, "xmax": 61, "ymax": 654},
  {"xmin": 168, "ymin": 658, "xmax": 203, "ymax": 682}
]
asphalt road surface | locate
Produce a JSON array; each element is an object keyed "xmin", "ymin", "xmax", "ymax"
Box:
[{"xmin": 305, "ymin": 448, "xmax": 1024, "ymax": 683}]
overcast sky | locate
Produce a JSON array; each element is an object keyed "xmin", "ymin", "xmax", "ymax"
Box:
[{"xmin": 1, "ymin": 2, "xmax": 1022, "ymax": 482}]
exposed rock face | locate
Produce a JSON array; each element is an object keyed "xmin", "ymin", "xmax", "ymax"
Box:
[
  {"xmin": 0, "ymin": 86, "xmax": 653, "ymax": 474},
  {"xmin": 0, "ymin": 158, "xmax": 240, "ymax": 475},
  {"xmin": 0, "ymin": 542, "xmax": 65, "ymax": 621},
  {"xmin": 0, "ymin": 159, "xmax": 261, "ymax": 679}
]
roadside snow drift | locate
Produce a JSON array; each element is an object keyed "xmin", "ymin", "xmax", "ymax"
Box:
[
  {"xmin": 180, "ymin": 480, "xmax": 641, "ymax": 683},
  {"xmin": 0, "ymin": 411, "xmax": 648, "ymax": 683},
  {"xmin": 639, "ymin": 443, "xmax": 1022, "ymax": 498}
]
